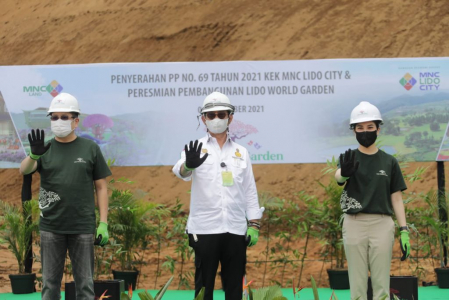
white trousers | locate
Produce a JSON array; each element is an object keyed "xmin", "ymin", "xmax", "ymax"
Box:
[{"xmin": 343, "ymin": 213, "xmax": 395, "ymax": 300}]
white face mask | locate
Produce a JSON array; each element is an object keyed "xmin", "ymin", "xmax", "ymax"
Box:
[
  {"xmin": 206, "ymin": 118, "xmax": 229, "ymax": 134},
  {"xmin": 51, "ymin": 119, "xmax": 74, "ymax": 138}
]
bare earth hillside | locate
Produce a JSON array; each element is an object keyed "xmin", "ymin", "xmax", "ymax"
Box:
[{"xmin": 1, "ymin": 0, "xmax": 448, "ymax": 293}]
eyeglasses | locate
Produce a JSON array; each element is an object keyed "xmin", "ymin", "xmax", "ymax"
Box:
[
  {"xmin": 50, "ymin": 115, "xmax": 76, "ymax": 121},
  {"xmin": 205, "ymin": 112, "xmax": 228, "ymax": 120}
]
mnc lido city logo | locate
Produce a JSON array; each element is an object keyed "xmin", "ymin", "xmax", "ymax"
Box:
[
  {"xmin": 400, "ymin": 72, "xmax": 440, "ymax": 91},
  {"xmin": 399, "ymin": 73, "xmax": 417, "ymax": 90},
  {"xmin": 23, "ymin": 80, "xmax": 63, "ymax": 97}
]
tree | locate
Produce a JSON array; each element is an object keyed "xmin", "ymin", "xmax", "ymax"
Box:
[
  {"xmin": 82, "ymin": 114, "xmax": 114, "ymax": 140},
  {"xmin": 430, "ymin": 122, "xmax": 440, "ymax": 132},
  {"xmin": 229, "ymin": 119, "xmax": 258, "ymax": 141}
]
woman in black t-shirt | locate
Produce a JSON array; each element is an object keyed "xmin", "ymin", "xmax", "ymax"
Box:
[{"xmin": 335, "ymin": 101, "xmax": 410, "ymax": 300}]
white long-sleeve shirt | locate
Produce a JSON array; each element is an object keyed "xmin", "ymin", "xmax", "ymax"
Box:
[{"xmin": 172, "ymin": 134, "xmax": 263, "ymax": 235}]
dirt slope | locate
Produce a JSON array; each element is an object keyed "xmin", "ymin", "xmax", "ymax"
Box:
[
  {"xmin": 1, "ymin": 0, "xmax": 449, "ymax": 65},
  {"xmin": 0, "ymin": 0, "xmax": 448, "ymax": 293}
]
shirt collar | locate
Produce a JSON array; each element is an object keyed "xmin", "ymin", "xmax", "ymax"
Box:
[{"xmin": 206, "ymin": 131, "xmax": 232, "ymax": 143}]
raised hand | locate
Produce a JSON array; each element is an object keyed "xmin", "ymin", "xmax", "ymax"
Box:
[
  {"xmin": 340, "ymin": 149, "xmax": 359, "ymax": 178},
  {"xmin": 28, "ymin": 129, "xmax": 51, "ymax": 159},
  {"xmin": 184, "ymin": 140, "xmax": 208, "ymax": 170}
]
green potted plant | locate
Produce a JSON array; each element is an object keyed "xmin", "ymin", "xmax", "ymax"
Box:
[
  {"xmin": 292, "ymin": 192, "xmax": 325, "ymax": 288},
  {"xmin": 0, "ymin": 199, "xmax": 39, "ymax": 294},
  {"xmin": 121, "ymin": 275, "xmax": 174, "ymax": 300},
  {"xmin": 108, "ymin": 187, "xmax": 157, "ymax": 290},
  {"xmin": 246, "ymin": 284, "xmax": 288, "ymax": 300},
  {"xmin": 420, "ymin": 190, "xmax": 449, "ymax": 288},
  {"xmin": 319, "ymin": 158, "xmax": 349, "ymax": 290},
  {"xmin": 165, "ymin": 199, "xmax": 193, "ymax": 289},
  {"xmin": 120, "ymin": 276, "xmax": 207, "ymax": 300}
]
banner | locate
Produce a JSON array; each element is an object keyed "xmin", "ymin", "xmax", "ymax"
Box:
[{"xmin": 0, "ymin": 58, "xmax": 448, "ymax": 167}]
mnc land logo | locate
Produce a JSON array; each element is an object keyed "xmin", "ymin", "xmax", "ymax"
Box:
[
  {"xmin": 399, "ymin": 73, "xmax": 417, "ymax": 90},
  {"xmin": 23, "ymin": 80, "xmax": 63, "ymax": 97}
]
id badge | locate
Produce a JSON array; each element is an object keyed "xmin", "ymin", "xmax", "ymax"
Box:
[{"xmin": 222, "ymin": 171, "xmax": 234, "ymax": 186}]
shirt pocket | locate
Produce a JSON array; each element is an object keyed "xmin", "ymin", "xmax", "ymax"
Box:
[
  {"xmin": 194, "ymin": 153, "xmax": 215, "ymax": 180},
  {"xmin": 231, "ymin": 157, "xmax": 247, "ymax": 183}
]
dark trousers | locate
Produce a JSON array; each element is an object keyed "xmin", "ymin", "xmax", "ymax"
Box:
[
  {"xmin": 189, "ymin": 233, "xmax": 247, "ymax": 300},
  {"xmin": 40, "ymin": 231, "xmax": 95, "ymax": 300}
]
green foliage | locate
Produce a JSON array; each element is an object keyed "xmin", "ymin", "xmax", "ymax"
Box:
[
  {"xmin": 93, "ymin": 239, "xmax": 121, "ymax": 280},
  {"xmin": 153, "ymin": 275, "xmax": 174, "ymax": 300},
  {"xmin": 309, "ymin": 289, "xmax": 340, "ymax": 300},
  {"xmin": 120, "ymin": 276, "xmax": 174, "ymax": 300},
  {"xmin": 420, "ymin": 190, "xmax": 448, "ymax": 268},
  {"xmin": 382, "ymin": 119, "xmax": 401, "ymax": 136},
  {"xmin": 248, "ymin": 285, "xmax": 287, "ymax": 300},
  {"xmin": 121, "ymin": 292, "xmax": 131, "ymax": 300},
  {"xmin": 404, "ymin": 112, "xmax": 449, "ymax": 127},
  {"xmin": 403, "ymin": 166, "xmax": 427, "ymax": 183},
  {"xmin": 318, "ymin": 159, "xmax": 345, "ymax": 269},
  {"xmin": 402, "ymin": 199, "xmax": 429, "ymax": 279},
  {"xmin": 271, "ymin": 198, "xmax": 297, "ymax": 286},
  {"xmin": 147, "ymin": 203, "xmax": 170, "ymax": 289},
  {"xmin": 165, "ymin": 199, "xmax": 193, "ymax": 289},
  {"xmin": 108, "ymin": 187, "xmax": 159, "ymax": 270},
  {"xmin": 292, "ymin": 193, "xmax": 323, "ymax": 286},
  {"xmin": 0, "ymin": 199, "xmax": 39, "ymax": 273},
  {"xmin": 194, "ymin": 287, "xmax": 205, "ymax": 300},
  {"xmin": 310, "ymin": 276, "xmax": 319, "ymax": 300},
  {"xmin": 258, "ymin": 192, "xmax": 285, "ymax": 287}
]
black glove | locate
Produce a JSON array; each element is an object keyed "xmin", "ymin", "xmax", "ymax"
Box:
[
  {"xmin": 339, "ymin": 149, "xmax": 359, "ymax": 178},
  {"xmin": 94, "ymin": 234, "xmax": 102, "ymax": 246},
  {"xmin": 28, "ymin": 129, "xmax": 51, "ymax": 159},
  {"xmin": 94, "ymin": 234, "xmax": 104, "ymax": 247},
  {"xmin": 184, "ymin": 140, "xmax": 208, "ymax": 170}
]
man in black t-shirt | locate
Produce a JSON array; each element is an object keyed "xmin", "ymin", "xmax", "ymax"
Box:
[
  {"xmin": 335, "ymin": 101, "xmax": 410, "ymax": 300},
  {"xmin": 20, "ymin": 93, "xmax": 112, "ymax": 300}
]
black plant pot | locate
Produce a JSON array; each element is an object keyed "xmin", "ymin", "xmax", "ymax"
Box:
[
  {"xmin": 112, "ymin": 270, "xmax": 139, "ymax": 290},
  {"xmin": 327, "ymin": 269, "xmax": 350, "ymax": 290},
  {"xmin": 9, "ymin": 273, "xmax": 36, "ymax": 294},
  {"xmin": 435, "ymin": 267, "xmax": 449, "ymax": 288},
  {"xmin": 367, "ymin": 276, "xmax": 418, "ymax": 300},
  {"xmin": 65, "ymin": 279, "xmax": 125, "ymax": 300}
]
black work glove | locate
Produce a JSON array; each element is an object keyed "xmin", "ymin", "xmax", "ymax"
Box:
[
  {"xmin": 339, "ymin": 149, "xmax": 359, "ymax": 178},
  {"xmin": 184, "ymin": 140, "xmax": 208, "ymax": 170},
  {"xmin": 28, "ymin": 129, "xmax": 51, "ymax": 160}
]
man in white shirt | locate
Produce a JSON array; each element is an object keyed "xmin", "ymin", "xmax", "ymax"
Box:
[{"xmin": 173, "ymin": 92, "xmax": 264, "ymax": 300}]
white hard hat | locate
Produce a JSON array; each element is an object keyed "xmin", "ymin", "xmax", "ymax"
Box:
[
  {"xmin": 201, "ymin": 92, "xmax": 235, "ymax": 114},
  {"xmin": 350, "ymin": 101, "xmax": 383, "ymax": 126},
  {"xmin": 48, "ymin": 93, "xmax": 80, "ymax": 114}
]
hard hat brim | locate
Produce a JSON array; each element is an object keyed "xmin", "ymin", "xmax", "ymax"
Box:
[
  {"xmin": 350, "ymin": 117, "xmax": 383, "ymax": 125},
  {"xmin": 201, "ymin": 106, "xmax": 233, "ymax": 113},
  {"xmin": 47, "ymin": 108, "xmax": 81, "ymax": 113}
]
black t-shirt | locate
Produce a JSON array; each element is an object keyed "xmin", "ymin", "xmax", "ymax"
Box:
[
  {"xmin": 338, "ymin": 149, "xmax": 407, "ymax": 215},
  {"xmin": 37, "ymin": 137, "xmax": 112, "ymax": 234}
]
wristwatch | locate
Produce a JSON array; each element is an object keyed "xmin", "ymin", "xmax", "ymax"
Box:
[{"xmin": 399, "ymin": 226, "xmax": 409, "ymax": 231}]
